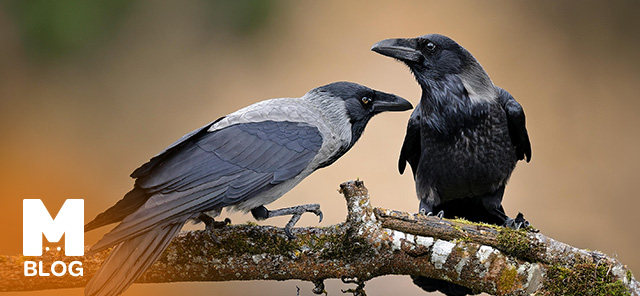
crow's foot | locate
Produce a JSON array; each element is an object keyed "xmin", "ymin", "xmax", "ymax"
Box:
[
  {"xmin": 504, "ymin": 212, "xmax": 532, "ymax": 230},
  {"xmin": 264, "ymin": 204, "xmax": 323, "ymax": 239},
  {"xmin": 196, "ymin": 214, "xmax": 231, "ymax": 243},
  {"xmin": 503, "ymin": 218, "xmax": 522, "ymax": 230},
  {"xmin": 422, "ymin": 210, "xmax": 444, "ymax": 219}
]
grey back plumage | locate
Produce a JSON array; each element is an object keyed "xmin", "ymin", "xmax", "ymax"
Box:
[
  {"xmin": 86, "ymin": 103, "xmax": 327, "ymax": 296},
  {"xmin": 85, "ymin": 81, "xmax": 411, "ymax": 296}
]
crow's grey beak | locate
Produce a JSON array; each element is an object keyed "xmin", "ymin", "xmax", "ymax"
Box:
[
  {"xmin": 371, "ymin": 38, "xmax": 423, "ymax": 63},
  {"xmin": 372, "ymin": 93, "xmax": 413, "ymax": 113}
]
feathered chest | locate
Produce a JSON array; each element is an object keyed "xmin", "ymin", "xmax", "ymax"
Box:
[
  {"xmin": 419, "ymin": 101, "xmax": 516, "ymax": 182},
  {"xmin": 422, "ymin": 102, "xmax": 509, "ymax": 145}
]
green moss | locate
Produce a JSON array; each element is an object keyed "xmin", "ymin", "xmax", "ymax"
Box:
[
  {"xmin": 543, "ymin": 263, "xmax": 631, "ymax": 296},
  {"xmin": 453, "ymin": 236, "xmax": 472, "ymax": 243},
  {"xmin": 217, "ymin": 227, "xmax": 298, "ymax": 256},
  {"xmin": 159, "ymin": 226, "xmax": 301, "ymax": 265},
  {"xmin": 451, "ymin": 217, "xmax": 499, "ymax": 229},
  {"xmin": 320, "ymin": 229, "xmax": 374, "ymax": 261},
  {"xmin": 162, "ymin": 224, "xmax": 377, "ymax": 266},
  {"xmin": 626, "ymin": 270, "xmax": 633, "ymax": 283},
  {"xmin": 497, "ymin": 266, "xmax": 518, "ymax": 294},
  {"xmin": 496, "ymin": 227, "xmax": 543, "ymax": 261},
  {"xmin": 450, "ymin": 223, "xmax": 470, "ymax": 238}
]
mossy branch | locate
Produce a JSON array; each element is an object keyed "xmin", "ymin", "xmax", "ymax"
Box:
[{"xmin": 0, "ymin": 180, "xmax": 638, "ymax": 295}]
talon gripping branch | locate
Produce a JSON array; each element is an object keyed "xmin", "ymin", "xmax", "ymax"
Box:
[{"xmin": 84, "ymin": 82, "xmax": 411, "ymax": 296}]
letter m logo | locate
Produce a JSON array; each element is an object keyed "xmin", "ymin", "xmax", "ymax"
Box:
[{"xmin": 23, "ymin": 199, "xmax": 84, "ymax": 256}]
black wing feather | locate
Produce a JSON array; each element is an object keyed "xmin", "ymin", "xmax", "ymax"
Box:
[
  {"xmin": 497, "ymin": 88, "xmax": 531, "ymax": 162},
  {"xmin": 86, "ymin": 120, "xmax": 323, "ymax": 238},
  {"xmin": 130, "ymin": 117, "xmax": 225, "ymax": 179},
  {"xmin": 399, "ymin": 104, "xmax": 422, "ymax": 174}
]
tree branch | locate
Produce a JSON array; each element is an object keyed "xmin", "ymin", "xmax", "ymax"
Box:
[{"xmin": 1, "ymin": 180, "xmax": 638, "ymax": 295}]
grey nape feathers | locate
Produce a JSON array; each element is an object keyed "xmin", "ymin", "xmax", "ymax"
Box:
[
  {"xmin": 373, "ymin": 34, "xmax": 531, "ymax": 296},
  {"xmin": 84, "ymin": 81, "xmax": 412, "ymax": 296}
]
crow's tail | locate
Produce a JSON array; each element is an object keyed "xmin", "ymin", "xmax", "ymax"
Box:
[
  {"xmin": 85, "ymin": 187, "xmax": 150, "ymax": 232},
  {"xmin": 85, "ymin": 223, "xmax": 183, "ymax": 296}
]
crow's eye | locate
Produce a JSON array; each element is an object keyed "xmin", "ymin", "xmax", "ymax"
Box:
[
  {"xmin": 426, "ymin": 42, "xmax": 436, "ymax": 51},
  {"xmin": 361, "ymin": 97, "xmax": 372, "ymax": 104}
]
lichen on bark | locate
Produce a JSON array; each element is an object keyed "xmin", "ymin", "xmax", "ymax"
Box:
[{"xmin": 0, "ymin": 180, "xmax": 638, "ymax": 296}]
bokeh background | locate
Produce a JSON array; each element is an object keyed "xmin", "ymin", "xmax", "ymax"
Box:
[{"xmin": 1, "ymin": 1, "xmax": 639, "ymax": 295}]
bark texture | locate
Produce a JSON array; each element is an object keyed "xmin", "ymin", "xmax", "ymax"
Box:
[{"xmin": 1, "ymin": 180, "xmax": 638, "ymax": 296}]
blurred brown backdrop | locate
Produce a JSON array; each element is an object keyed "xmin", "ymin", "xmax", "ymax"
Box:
[{"xmin": 1, "ymin": 1, "xmax": 639, "ymax": 295}]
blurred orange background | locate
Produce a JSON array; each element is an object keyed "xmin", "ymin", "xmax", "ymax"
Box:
[{"xmin": 1, "ymin": 1, "xmax": 638, "ymax": 295}]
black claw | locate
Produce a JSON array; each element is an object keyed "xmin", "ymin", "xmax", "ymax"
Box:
[
  {"xmin": 503, "ymin": 217, "xmax": 525, "ymax": 230},
  {"xmin": 309, "ymin": 207, "xmax": 323, "ymax": 223},
  {"xmin": 284, "ymin": 227, "xmax": 295, "ymax": 239},
  {"xmin": 436, "ymin": 210, "xmax": 444, "ymax": 219},
  {"xmin": 426, "ymin": 212, "xmax": 434, "ymax": 216},
  {"xmin": 515, "ymin": 212, "xmax": 531, "ymax": 228},
  {"xmin": 197, "ymin": 213, "xmax": 230, "ymax": 230},
  {"xmin": 504, "ymin": 218, "xmax": 515, "ymax": 229},
  {"xmin": 515, "ymin": 222, "xmax": 523, "ymax": 230},
  {"xmin": 508, "ymin": 212, "xmax": 535, "ymax": 231},
  {"xmin": 196, "ymin": 214, "xmax": 230, "ymax": 243}
]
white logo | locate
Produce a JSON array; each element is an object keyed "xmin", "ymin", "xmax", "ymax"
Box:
[
  {"xmin": 22, "ymin": 199, "xmax": 84, "ymax": 277},
  {"xmin": 23, "ymin": 199, "xmax": 84, "ymax": 256}
]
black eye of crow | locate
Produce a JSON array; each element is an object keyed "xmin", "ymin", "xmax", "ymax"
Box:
[
  {"xmin": 426, "ymin": 42, "xmax": 436, "ymax": 51},
  {"xmin": 361, "ymin": 96, "xmax": 372, "ymax": 104}
]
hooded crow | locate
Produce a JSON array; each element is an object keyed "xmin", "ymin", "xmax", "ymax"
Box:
[{"xmin": 84, "ymin": 81, "xmax": 412, "ymax": 296}]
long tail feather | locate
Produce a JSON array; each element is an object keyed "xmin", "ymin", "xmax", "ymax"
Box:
[
  {"xmin": 85, "ymin": 187, "xmax": 150, "ymax": 232},
  {"xmin": 85, "ymin": 223, "xmax": 183, "ymax": 296}
]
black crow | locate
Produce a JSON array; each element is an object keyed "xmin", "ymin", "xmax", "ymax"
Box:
[
  {"xmin": 84, "ymin": 81, "xmax": 412, "ymax": 296},
  {"xmin": 372, "ymin": 34, "xmax": 531, "ymax": 296}
]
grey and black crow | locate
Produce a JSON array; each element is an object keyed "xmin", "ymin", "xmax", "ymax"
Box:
[
  {"xmin": 372, "ymin": 34, "xmax": 531, "ymax": 296},
  {"xmin": 84, "ymin": 81, "xmax": 412, "ymax": 296}
]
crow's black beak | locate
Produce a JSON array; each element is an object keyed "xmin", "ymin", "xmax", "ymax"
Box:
[
  {"xmin": 371, "ymin": 38, "xmax": 422, "ymax": 63},
  {"xmin": 372, "ymin": 92, "xmax": 413, "ymax": 113}
]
